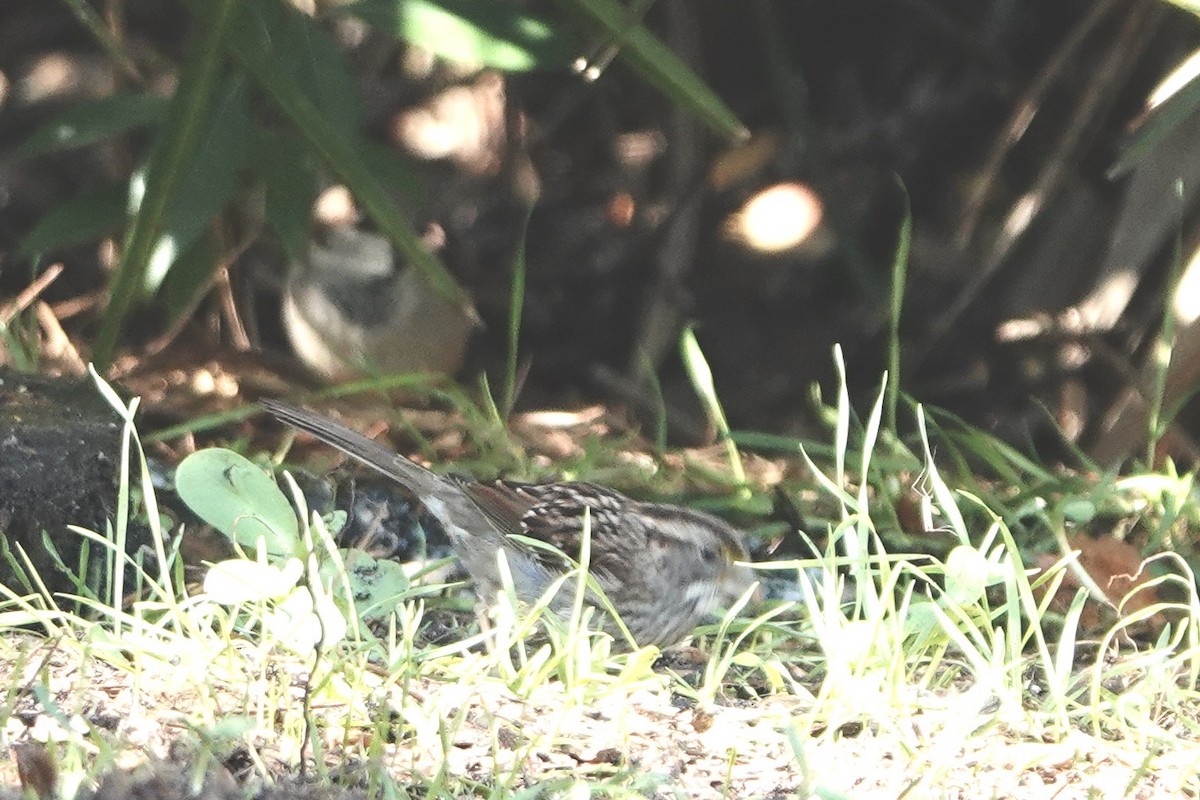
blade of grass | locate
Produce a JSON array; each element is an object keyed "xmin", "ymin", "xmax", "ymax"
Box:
[
  {"xmin": 9, "ymin": 93, "xmax": 166, "ymax": 161},
  {"xmin": 680, "ymin": 325, "xmax": 747, "ymax": 497},
  {"xmin": 502, "ymin": 207, "xmax": 533, "ymax": 418},
  {"xmin": 550, "ymin": 0, "xmax": 747, "ymax": 142},
  {"xmin": 1146, "ymin": 179, "xmax": 1186, "ymax": 464},
  {"xmin": 833, "ymin": 345, "xmax": 850, "ymax": 503},
  {"xmin": 341, "ymin": 0, "xmax": 574, "ymax": 72},
  {"xmin": 54, "ymin": 0, "xmax": 144, "ymax": 82},
  {"xmin": 886, "ymin": 178, "xmax": 911, "ymax": 434}
]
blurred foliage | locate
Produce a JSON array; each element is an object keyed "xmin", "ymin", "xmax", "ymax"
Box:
[{"xmin": 11, "ymin": 0, "xmax": 745, "ymax": 368}]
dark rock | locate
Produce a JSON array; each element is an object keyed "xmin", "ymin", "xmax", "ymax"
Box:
[{"xmin": 0, "ymin": 368, "xmax": 152, "ymax": 604}]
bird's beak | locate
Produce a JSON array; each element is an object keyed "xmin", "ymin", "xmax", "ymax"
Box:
[{"xmin": 722, "ymin": 561, "xmax": 762, "ymax": 605}]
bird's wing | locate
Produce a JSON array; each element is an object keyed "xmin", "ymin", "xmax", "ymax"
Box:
[{"xmin": 464, "ymin": 480, "xmax": 626, "ymax": 561}]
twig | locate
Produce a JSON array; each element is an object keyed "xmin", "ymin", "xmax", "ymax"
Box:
[
  {"xmin": 35, "ymin": 301, "xmax": 87, "ymax": 375},
  {"xmin": 0, "ymin": 264, "xmax": 63, "ymax": 325},
  {"xmin": 953, "ymin": 0, "xmax": 1127, "ymax": 246},
  {"xmin": 917, "ymin": 2, "xmax": 1165, "ymax": 366}
]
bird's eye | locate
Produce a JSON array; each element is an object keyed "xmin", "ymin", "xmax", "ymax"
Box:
[{"xmin": 700, "ymin": 545, "xmax": 718, "ymax": 563}]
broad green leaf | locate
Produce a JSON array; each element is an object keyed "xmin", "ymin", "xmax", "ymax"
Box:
[
  {"xmin": 1109, "ymin": 59, "xmax": 1200, "ymax": 178},
  {"xmin": 1162, "ymin": 0, "xmax": 1200, "ymax": 14},
  {"xmin": 20, "ymin": 182, "xmax": 127, "ymax": 259},
  {"xmin": 359, "ymin": 140, "xmax": 425, "ymax": 205},
  {"xmin": 175, "ymin": 448, "xmax": 301, "ymax": 557},
  {"xmin": 146, "ymin": 74, "xmax": 250, "ymax": 294},
  {"xmin": 93, "ymin": 0, "xmax": 240, "ymax": 368},
  {"xmin": 902, "ymin": 596, "xmax": 942, "ymax": 640},
  {"xmin": 214, "ymin": 0, "xmax": 474, "ymax": 320},
  {"xmin": 322, "ymin": 549, "xmax": 411, "ymax": 621},
  {"xmin": 1060, "ymin": 497, "xmax": 1096, "ymax": 525},
  {"xmin": 255, "ymin": 130, "xmax": 319, "ymax": 261},
  {"xmin": 8, "ymin": 93, "xmax": 166, "ymax": 160},
  {"xmin": 343, "ymin": 0, "xmax": 574, "ymax": 71},
  {"xmin": 271, "ymin": 583, "xmax": 347, "ymax": 650},
  {"xmin": 241, "ymin": 0, "xmax": 361, "ymax": 130},
  {"xmin": 155, "ymin": 230, "xmax": 219, "ymax": 326},
  {"xmin": 944, "ymin": 545, "xmax": 989, "ymax": 606}
]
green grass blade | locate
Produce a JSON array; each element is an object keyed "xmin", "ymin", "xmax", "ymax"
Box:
[
  {"xmin": 341, "ymin": 0, "xmax": 575, "ymax": 71},
  {"xmin": 886, "ymin": 179, "xmax": 911, "ymax": 433},
  {"xmin": 1147, "ymin": 180, "xmax": 1186, "ymax": 464},
  {"xmin": 9, "ymin": 93, "xmax": 166, "ymax": 160},
  {"xmin": 680, "ymin": 325, "xmax": 747, "ymax": 495},
  {"xmin": 503, "ymin": 207, "xmax": 534, "ymax": 418},
  {"xmin": 550, "ymin": 0, "xmax": 748, "ymax": 142}
]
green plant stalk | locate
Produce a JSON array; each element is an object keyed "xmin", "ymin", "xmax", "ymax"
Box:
[
  {"xmin": 1146, "ymin": 178, "xmax": 1186, "ymax": 465},
  {"xmin": 1, "ymin": 313, "xmax": 41, "ymax": 372},
  {"xmin": 637, "ymin": 350, "xmax": 669, "ymax": 454},
  {"xmin": 55, "ymin": 0, "xmax": 144, "ymax": 82},
  {"xmin": 887, "ymin": 179, "xmax": 912, "ymax": 434},
  {"xmin": 680, "ymin": 325, "xmax": 748, "ymax": 495},
  {"xmin": 566, "ymin": 507, "xmax": 594, "ymax": 691},
  {"xmin": 575, "ymin": 0, "xmax": 656, "ymax": 74},
  {"xmin": 92, "ymin": 0, "xmax": 239, "ymax": 368},
  {"xmin": 91, "ymin": 367, "xmax": 178, "ymax": 604},
  {"xmin": 832, "ymin": 345, "xmax": 850, "ymax": 501},
  {"xmin": 503, "ymin": 207, "xmax": 533, "ymax": 418}
]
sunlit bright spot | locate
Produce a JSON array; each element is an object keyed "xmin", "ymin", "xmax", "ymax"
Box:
[
  {"xmin": 995, "ymin": 315, "xmax": 1048, "ymax": 342},
  {"xmin": 128, "ymin": 169, "xmax": 147, "ymax": 214},
  {"xmin": 190, "ymin": 367, "xmax": 239, "ymax": 398},
  {"xmin": 1172, "ymin": 242, "xmax": 1200, "ymax": 325},
  {"xmin": 19, "ymin": 52, "xmax": 114, "ymax": 103},
  {"xmin": 393, "ymin": 78, "xmax": 502, "ymax": 169},
  {"xmin": 1002, "ymin": 192, "xmax": 1039, "ymax": 238},
  {"xmin": 1057, "ymin": 341, "xmax": 1089, "ymax": 369},
  {"xmin": 723, "ymin": 182, "xmax": 824, "ymax": 254},
  {"xmin": 517, "ymin": 407, "xmax": 606, "ymax": 428},
  {"xmin": 146, "ymin": 236, "xmax": 178, "ymax": 292},
  {"xmin": 1074, "ymin": 270, "xmax": 1137, "ymax": 331},
  {"xmin": 614, "ymin": 131, "xmax": 664, "ymax": 168},
  {"xmin": 572, "ymin": 57, "xmax": 602, "ymax": 82},
  {"xmin": 53, "ymin": 124, "xmax": 78, "ymax": 144},
  {"xmin": 98, "ymin": 239, "xmax": 118, "ymax": 272},
  {"xmin": 314, "ymin": 184, "xmax": 357, "ymax": 228},
  {"xmin": 1149, "ymin": 48, "xmax": 1200, "ymax": 110},
  {"xmin": 1057, "ymin": 379, "xmax": 1087, "ymax": 442},
  {"xmin": 19, "ymin": 53, "xmax": 77, "ymax": 101},
  {"xmin": 606, "ymin": 192, "xmax": 635, "ymax": 228}
]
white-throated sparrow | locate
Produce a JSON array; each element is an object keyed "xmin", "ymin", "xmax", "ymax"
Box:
[
  {"xmin": 262, "ymin": 400, "xmax": 754, "ymax": 646},
  {"xmin": 282, "ymin": 227, "xmax": 472, "ymax": 380}
]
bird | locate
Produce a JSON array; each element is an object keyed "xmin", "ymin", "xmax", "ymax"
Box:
[
  {"xmin": 261, "ymin": 400, "xmax": 755, "ymax": 646},
  {"xmin": 281, "ymin": 226, "xmax": 472, "ymax": 381}
]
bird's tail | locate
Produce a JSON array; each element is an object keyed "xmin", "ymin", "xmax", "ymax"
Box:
[{"xmin": 260, "ymin": 399, "xmax": 445, "ymax": 497}]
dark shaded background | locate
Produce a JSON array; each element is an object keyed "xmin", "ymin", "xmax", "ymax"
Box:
[{"xmin": 1, "ymin": 0, "xmax": 1198, "ymax": 465}]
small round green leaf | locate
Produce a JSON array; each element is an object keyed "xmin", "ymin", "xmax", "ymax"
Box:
[
  {"xmin": 175, "ymin": 448, "xmax": 300, "ymax": 557},
  {"xmin": 944, "ymin": 545, "xmax": 989, "ymax": 606},
  {"xmin": 1060, "ymin": 497, "xmax": 1097, "ymax": 525},
  {"xmin": 322, "ymin": 549, "xmax": 411, "ymax": 621}
]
